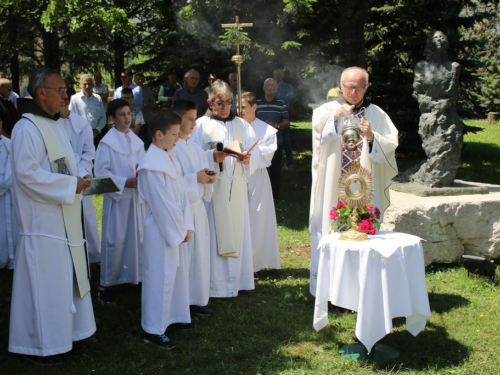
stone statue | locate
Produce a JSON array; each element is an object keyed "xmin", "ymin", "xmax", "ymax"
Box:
[{"xmin": 399, "ymin": 31, "xmax": 465, "ymax": 187}]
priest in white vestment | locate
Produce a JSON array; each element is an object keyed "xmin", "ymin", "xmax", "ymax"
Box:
[
  {"xmin": 9, "ymin": 69, "xmax": 95, "ymax": 361},
  {"xmin": 173, "ymin": 99, "xmax": 215, "ymax": 315},
  {"xmin": 59, "ymin": 97, "xmax": 101, "ymax": 263},
  {"xmin": 0, "ymin": 125, "xmax": 18, "ymax": 269},
  {"xmin": 309, "ymin": 67, "xmax": 398, "ymax": 296},
  {"xmin": 191, "ymin": 80, "xmax": 258, "ymax": 297},
  {"xmin": 239, "ymin": 92, "xmax": 281, "ymax": 272},
  {"xmin": 138, "ymin": 110, "xmax": 194, "ymax": 348}
]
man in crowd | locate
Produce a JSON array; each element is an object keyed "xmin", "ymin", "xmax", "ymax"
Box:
[
  {"xmin": 255, "ymin": 78, "xmax": 289, "ymax": 202},
  {"xmin": 309, "ymin": 66, "xmax": 398, "ymax": 296},
  {"xmin": 121, "ymin": 87, "xmax": 144, "ymax": 136},
  {"xmin": 228, "ymin": 72, "xmax": 245, "ymax": 115},
  {"xmin": 204, "ymin": 73, "xmax": 217, "ymax": 95},
  {"xmin": 158, "ymin": 71, "xmax": 182, "ymax": 108},
  {"xmin": 190, "ymin": 80, "xmax": 258, "ymax": 298},
  {"xmin": 69, "ymin": 74, "xmax": 107, "ymax": 147},
  {"xmin": 173, "ymin": 69, "xmax": 209, "ymax": 118},
  {"xmin": 0, "ymin": 72, "xmax": 19, "ymax": 108},
  {"xmin": 8, "ymin": 67, "xmax": 95, "ymax": 364},
  {"xmin": 112, "ymin": 68, "xmax": 143, "ymax": 112},
  {"xmin": 93, "ymin": 71, "xmax": 109, "ymax": 111},
  {"xmin": 0, "ymin": 78, "xmax": 19, "ymax": 137},
  {"xmin": 135, "ymin": 72, "xmax": 157, "ymax": 125},
  {"xmin": 273, "ymin": 67, "xmax": 295, "ymax": 170}
]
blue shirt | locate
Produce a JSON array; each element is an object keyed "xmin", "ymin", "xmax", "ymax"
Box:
[
  {"xmin": 275, "ymin": 81, "xmax": 293, "ymax": 112},
  {"xmin": 255, "ymin": 96, "xmax": 289, "ymax": 145},
  {"xmin": 69, "ymin": 92, "xmax": 107, "ymax": 132},
  {"xmin": 113, "ymin": 83, "xmax": 143, "ymax": 112}
]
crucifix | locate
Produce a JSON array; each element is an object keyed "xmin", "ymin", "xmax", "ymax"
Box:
[{"xmin": 221, "ymin": 16, "xmax": 253, "ymax": 115}]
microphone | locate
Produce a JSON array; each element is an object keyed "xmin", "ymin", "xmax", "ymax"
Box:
[{"xmin": 216, "ymin": 142, "xmax": 224, "ymax": 172}]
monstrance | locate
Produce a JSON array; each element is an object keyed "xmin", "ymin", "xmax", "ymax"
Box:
[{"xmin": 338, "ymin": 114, "xmax": 375, "ymax": 241}]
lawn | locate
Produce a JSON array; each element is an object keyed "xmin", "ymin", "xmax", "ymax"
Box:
[{"xmin": 1, "ymin": 120, "xmax": 500, "ymax": 374}]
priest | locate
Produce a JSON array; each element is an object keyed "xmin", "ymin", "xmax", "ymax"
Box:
[
  {"xmin": 190, "ymin": 80, "xmax": 258, "ymax": 297},
  {"xmin": 309, "ymin": 67, "xmax": 398, "ymax": 296},
  {"xmin": 9, "ymin": 68, "xmax": 95, "ymax": 364}
]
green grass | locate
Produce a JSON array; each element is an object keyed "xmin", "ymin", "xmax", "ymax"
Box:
[{"xmin": 1, "ymin": 120, "xmax": 500, "ymax": 374}]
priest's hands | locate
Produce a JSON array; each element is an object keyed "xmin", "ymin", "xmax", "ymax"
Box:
[
  {"xmin": 125, "ymin": 177, "xmax": 138, "ymax": 188},
  {"xmin": 76, "ymin": 176, "xmax": 91, "ymax": 194},
  {"xmin": 334, "ymin": 104, "xmax": 355, "ymax": 118},
  {"xmin": 240, "ymin": 151, "xmax": 250, "ymax": 164},
  {"xmin": 213, "ymin": 150, "xmax": 227, "ymax": 163},
  {"xmin": 198, "ymin": 168, "xmax": 217, "ymax": 184},
  {"xmin": 182, "ymin": 230, "xmax": 192, "ymax": 243},
  {"xmin": 359, "ymin": 120, "xmax": 374, "ymax": 141}
]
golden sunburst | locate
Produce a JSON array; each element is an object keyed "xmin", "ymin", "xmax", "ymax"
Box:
[{"xmin": 337, "ymin": 162, "xmax": 374, "ymax": 208}]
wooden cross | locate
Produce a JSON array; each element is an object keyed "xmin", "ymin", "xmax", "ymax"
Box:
[{"xmin": 221, "ymin": 16, "xmax": 253, "ymax": 57}]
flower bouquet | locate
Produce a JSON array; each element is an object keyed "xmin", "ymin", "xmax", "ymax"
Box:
[{"xmin": 330, "ymin": 202, "xmax": 381, "ymax": 235}]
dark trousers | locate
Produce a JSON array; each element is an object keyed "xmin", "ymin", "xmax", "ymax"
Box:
[
  {"xmin": 283, "ymin": 127, "xmax": 293, "ymax": 166},
  {"xmin": 268, "ymin": 144, "xmax": 283, "ymax": 201}
]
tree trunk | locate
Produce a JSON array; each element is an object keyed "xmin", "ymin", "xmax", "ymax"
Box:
[
  {"xmin": 337, "ymin": 0, "xmax": 372, "ymax": 68},
  {"xmin": 42, "ymin": 29, "xmax": 60, "ymax": 71},
  {"xmin": 114, "ymin": 34, "xmax": 125, "ymax": 89}
]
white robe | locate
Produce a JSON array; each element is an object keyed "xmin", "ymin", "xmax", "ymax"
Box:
[
  {"xmin": 173, "ymin": 138, "xmax": 212, "ymax": 306},
  {"xmin": 138, "ymin": 144, "xmax": 194, "ymax": 334},
  {"xmin": 9, "ymin": 116, "xmax": 95, "ymax": 356},
  {"xmin": 191, "ymin": 116, "xmax": 258, "ymax": 297},
  {"xmin": 95, "ymin": 127, "xmax": 146, "ymax": 286},
  {"xmin": 0, "ymin": 136, "xmax": 18, "ymax": 269},
  {"xmin": 309, "ymin": 98, "xmax": 399, "ymax": 296},
  {"xmin": 60, "ymin": 112, "xmax": 101, "ymax": 263},
  {"xmin": 247, "ymin": 118, "xmax": 281, "ymax": 272}
]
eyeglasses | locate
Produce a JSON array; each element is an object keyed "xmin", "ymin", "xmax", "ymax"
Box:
[
  {"xmin": 121, "ymin": 75, "xmax": 129, "ymax": 79},
  {"xmin": 341, "ymin": 82, "xmax": 368, "ymax": 92},
  {"xmin": 214, "ymin": 100, "xmax": 232, "ymax": 107},
  {"xmin": 41, "ymin": 86, "xmax": 67, "ymax": 95}
]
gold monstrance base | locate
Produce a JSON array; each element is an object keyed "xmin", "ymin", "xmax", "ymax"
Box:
[{"xmin": 339, "ymin": 208, "xmax": 369, "ymax": 241}]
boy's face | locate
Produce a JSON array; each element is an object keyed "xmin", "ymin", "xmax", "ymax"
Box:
[
  {"xmin": 180, "ymin": 109, "xmax": 197, "ymax": 136},
  {"xmin": 157, "ymin": 124, "xmax": 180, "ymax": 151},
  {"xmin": 121, "ymin": 92, "xmax": 134, "ymax": 107},
  {"xmin": 111, "ymin": 105, "xmax": 132, "ymax": 132}
]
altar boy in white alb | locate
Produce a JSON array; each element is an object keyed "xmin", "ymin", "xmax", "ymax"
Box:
[
  {"xmin": 191, "ymin": 80, "xmax": 258, "ymax": 297},
  {"xmin": 173, "ymin": 100, "xmax": 216, "ymax": 317},
  {"xmin": 59, "ymin": 96, "xmax": 101, "ymax": 263},
  {"xmin": 0, "ymin": 119, "xmax": 18, "ymax": 269},
  {"xmin": 138, "ymin": 109, "xmax": 194, "ymax": 349},
  {"xmin": 9, "ymin": 68, "xmax": 95, "ymax": 363},
  {"xmin": 239, "ymin": 92, "xmax": 280, "ymax": 273},
  {"xmin": 95, "ymin": 99, "xmax": 146, "ymax": 303}
]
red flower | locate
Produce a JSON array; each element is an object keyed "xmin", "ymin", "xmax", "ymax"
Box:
[
  {"xmin": 375, "ymin": 208, "xmax": 381, "ymax": 216},
  {"xmin": 358, "ymin": 219, "xmax": 372, "ymax": 232},
  {"xmin": 330, "ymin": 209, "xmax": 339, "ymax": 221},
  {"xmin": 368, "ymin": 228, "xmax": 376, "ymax": 235},
  {"xmin": 365, "ymin": 204, "xmax": 376, "ymax": 214},
  {"xmin": 337, "ymin": 201, "xmax": 345, "ymax": 209}
]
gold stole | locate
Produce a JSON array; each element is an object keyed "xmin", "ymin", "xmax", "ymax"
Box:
[
  {"xmin": 202, "ymin": 117, "xmax": 246, "ymax": 257},
  {"xmin": 23, "ymin": 113, "xmax": 90, "ymax": 299}
]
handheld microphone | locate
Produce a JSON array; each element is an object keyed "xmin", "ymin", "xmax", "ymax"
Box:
[{"xmin": 216, "ymin": 142, "xmax": 223, "ymax": 172}]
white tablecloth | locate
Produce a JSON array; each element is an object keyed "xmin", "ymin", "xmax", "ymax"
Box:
[{"xmin": 313, "ymin": 231, "xmax": 431, "ymax": 353}]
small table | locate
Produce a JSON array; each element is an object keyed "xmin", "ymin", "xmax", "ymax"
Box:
[{"xmin": 313, "ymin": 231, "xmax": 431, "ymax": 354}]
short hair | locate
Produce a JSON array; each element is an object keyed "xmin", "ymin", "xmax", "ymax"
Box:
[
  {"xmin": 122, "ymin": 68, "xmax": 133, "ymax": 77},
  {"xmin": 263, "ymin": 78, "xmax": 277, "ymax": 89},
  {"xmin": 241, "ymin": 92, "xmax": 256, "ymax": 106},
  {"xmin": 121, "ymin": 87, "xmax": 133, "ymax": 96},
  {"xmin": 172, "ymin": 99, "xmax": 198, "ymax": 117},
  {"xmin": 186, "ymin": 69, "xmax": 199, "ymax": 78},
  {"xmin": 108, "ymin": 99, "xmax": 130, "ymax": 117},
  {"xmin": 340, "ymin": 67, "xmax": 369, "ymax": 85},
  {"xmin": 28, "ymin": 68, "xmax": 59, "ymax": 99},
  {"xmin": 228, "ymin": 72, "xmax": 237, "ymax": 80},
  {"xmin": 209, "ymin": 79, "xmax": 232, "ymax": 101},
  {"xmin": 148, "ymin": 109, "xmax": 182, "ymax": 139},
  {"xmin": 80, "ymin": 74, "xmax": 94, "ymax": 84}
]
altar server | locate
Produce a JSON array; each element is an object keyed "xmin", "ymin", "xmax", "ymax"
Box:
[
  {"xmin": 9, "ymin": 68, "xmax": 95, "ymax": 363},
  {"xmin": 95, "ymin": 99, "xmax": 146, "ymax": 303},
  {"xmin": 138, "ymin": 109, "xmax": 194, "ymax": 349},
  {"xmin": 239, "ymin": 92, "xmax": 280, "ymax": 273},
  {"xmin": 190, "ymin": 80, "xmax": 258, "ymax": 297},
  {"xmin": 59, "ymin": 96, "xmax": 101, "ymax": 263},
  {"xmin": 0, "ymin": 119, "xmax": 18, "ymax": 269},
  {"xmin": 173, "ymin": 100, "xmax": 215, "ymax": 316}
]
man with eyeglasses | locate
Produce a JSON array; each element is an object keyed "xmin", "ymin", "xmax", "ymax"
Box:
[
  {"xmin": 112, "ymin": 68, "xmax": 143, "ymax": 112},
  {"xmin": 309, "ymin": 66, "xmax": 399, "ymax": 296},
  {"xmin": 190, "ymin": 79, "xmax": 259, "ymax": 298},
  {"xmin": 8, "ymin": 68, "xmax": 95, "ymax": 364},
  {"xmin": 0, "ymin": 78, "xmax": 19, "ymax": 137},
  {"xmin": 173, "ymin": 69, "xmax": 209, "ymax": 118}
]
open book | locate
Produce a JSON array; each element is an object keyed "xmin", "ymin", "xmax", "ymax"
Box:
[
  {"xmin": 82, "ymin": 176, "xmax": 120, "ymax": 196},
  {"xmin": 223, "ymin": 139, "xmax": 260, "ymax": 161}
]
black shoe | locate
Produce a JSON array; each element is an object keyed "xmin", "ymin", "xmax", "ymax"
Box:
[
  {"xmin": 239, "ymin": 289, "xmax": 253, "ymax": 295},
  {"xmin": 181, "ymin": 323, "xmax": 195, "ymax": 330},
  {"xmin": 144, "ymin": 333, "xmax": 176, "ymax": 349},
  {"xmin": 98, "ymin": 287, "xmax": 113, "ymax": 304},
  {"xmin": 23, "ymin": 354, "xmax": 63, "ymax": 365},
  {"xmin": 190, "ymin": 305, "xmax": 214, "ymax": 317}
]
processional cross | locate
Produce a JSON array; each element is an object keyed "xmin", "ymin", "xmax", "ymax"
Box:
[{"xmin": 221, "ymin": 16, "xmax": 253, "ymax": 115}]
